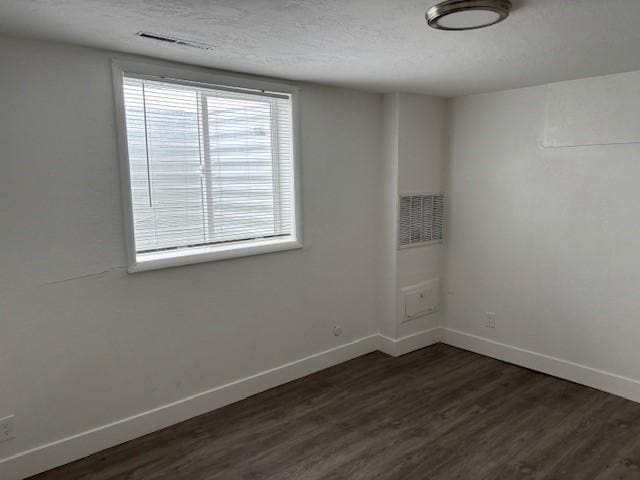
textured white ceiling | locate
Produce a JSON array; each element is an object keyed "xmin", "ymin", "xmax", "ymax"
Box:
[{"xmin": 1, "ymin": 0, "xmax": 640, "ymax": 97}]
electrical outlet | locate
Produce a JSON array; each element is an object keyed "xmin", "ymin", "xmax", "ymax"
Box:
[
  {"xmin": 485, "ymin": 312, "xmax": 496, "ymax": 329},
  {"xmin": 0, "ymin": 415, "xmax": 15, "ymax": 442}
]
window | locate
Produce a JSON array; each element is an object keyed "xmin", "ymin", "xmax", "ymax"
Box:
[{"xmin": 114, "ymin": 62, "xmax": 301, "ymax": 272}]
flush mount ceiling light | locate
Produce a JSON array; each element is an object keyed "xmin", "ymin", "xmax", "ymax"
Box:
[{"xmin": 426, "ymin": 0, "xmax": 512, "ymax": 31}]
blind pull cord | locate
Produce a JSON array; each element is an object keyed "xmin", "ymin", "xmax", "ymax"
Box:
[{"xmin": 141, "ymin": 82, "xmax": 153, "ymax": 207}]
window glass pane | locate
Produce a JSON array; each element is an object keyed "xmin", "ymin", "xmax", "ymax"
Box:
[{"xmin": 206, "ymin": 94, "xmax": 276, "ymax": 243}]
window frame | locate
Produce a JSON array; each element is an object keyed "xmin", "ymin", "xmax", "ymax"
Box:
[{"xmin": 112, "ymin": 59, "xmax": 303, "ymax": 273}]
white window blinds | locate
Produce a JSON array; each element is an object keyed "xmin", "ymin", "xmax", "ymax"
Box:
[{"xmin": 122, "ymin": 75, "xmax": 296, "ymax": 263}]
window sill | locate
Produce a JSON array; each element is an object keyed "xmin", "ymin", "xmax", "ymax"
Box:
[{"xmin": 129, "ymin": 237, "xmax": 303, "ymax": 273}]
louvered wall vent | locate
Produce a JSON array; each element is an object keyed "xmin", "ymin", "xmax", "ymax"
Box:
[
  {"xmin": 399, "ymin": 193, "xmax": 444, "ymax": 248},
  {"xmin": 137, "ymin": 32, "xmax": 215, "ymax": 50}
]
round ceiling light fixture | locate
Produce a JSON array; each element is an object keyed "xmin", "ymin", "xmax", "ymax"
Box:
[{"xmin": 426, "ymin": 0, "xmax": 512, "ymax": 31}]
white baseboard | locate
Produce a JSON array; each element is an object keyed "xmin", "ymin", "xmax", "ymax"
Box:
[
  {"xmin": 443, "ymin": 328, "xmax": 640, "ymax": 404},
  {"xmin": 8, "ymin": 327, "xmax": 637, "ymax": 480},
  {"xmin": 0, "ymin": 334, "xmax": 380, "ymax": 480},
  {"xmin": 378, "ymin": 327, "xmax": 443, "ymax": 357}
]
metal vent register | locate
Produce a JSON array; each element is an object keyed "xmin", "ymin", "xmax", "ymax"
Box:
[{"xmin": 399, "ymin": 193, "xmax": 444, "ymax": 248}]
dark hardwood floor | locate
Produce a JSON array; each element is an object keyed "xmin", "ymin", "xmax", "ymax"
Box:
[{"xmin": 30, "ymin": 344, "xmax": 640, "ymax": 480}]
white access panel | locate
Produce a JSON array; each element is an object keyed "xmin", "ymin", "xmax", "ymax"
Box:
[
  {"xmin": 544, "ymin": 70, "xmax": 640, "ymax": 147},
  {"xmin": 401, "ymin": 279, "xmax": 440, "ymax": 322}
]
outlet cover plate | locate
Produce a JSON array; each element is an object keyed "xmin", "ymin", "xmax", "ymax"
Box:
[{"xmin": 0, "ymin": 415, "xmax": 15, "ymax": 442}]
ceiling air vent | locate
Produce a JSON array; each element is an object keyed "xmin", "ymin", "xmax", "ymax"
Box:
[
  {"xmin": 399, "ymin": 193, "xmax": 444, "ymax": 248},
  {"xmin": 137, "ymin": 32, "xmax": 215, "ymax": 50}
]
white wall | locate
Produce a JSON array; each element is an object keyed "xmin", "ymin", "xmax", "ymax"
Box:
[
  {"xmin": 395, "ymin": 93, "xmax": 448, "ymax": 338},
  {"xmin": 380, "ymin": 93, "xmax": 448, "ymax": 339},
  {"xmin": 380, "ymin": 94, "xmax": 400, "ymax": 338},
  {"xmin": 445, "ymin": 78, "xmax": 640, "ymax": 383},
  {"xmin": 0, "ymin": 35, "xmax": 386, "ymax": 469},
  {"xmin": 15, "ymin": 29, "xmax": 640, "ymax": 480}
]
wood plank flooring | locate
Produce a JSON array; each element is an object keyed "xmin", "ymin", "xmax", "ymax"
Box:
[{"xmin": 30, "ymin": 344, "xmax": 640, "ymax": 479}]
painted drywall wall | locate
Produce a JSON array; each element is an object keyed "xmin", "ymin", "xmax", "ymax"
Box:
[
  {"xmin": 0, "ymin": 35, "xmax": 386, "ymax": 467},
  {"xmin": 445, "ymin": 76, "xmax": 640, "ymax": 383},
  {"xmin": 380, "ymin": 93, "xmax": 448, "ymax": 338},
  {"xmin": 6, "ymin": 27, "xmax": 640, "ymax": 479},
  {"xmin": 395, "ymin": 93, "xmax": 448, "ymax": 338},
  {"xmin": 379, "ymin": 94, "xmax": 400, "ymax": 338}
]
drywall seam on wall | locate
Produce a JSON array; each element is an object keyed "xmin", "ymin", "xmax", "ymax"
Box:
[{"xmin": 443, "ymin": 328, "xmax": 640, "ymax": 404}]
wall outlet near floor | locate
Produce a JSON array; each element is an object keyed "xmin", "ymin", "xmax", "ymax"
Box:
[
  {"xmin": 0, "ymin": 415, "xmax": 15, "ymax": 442},
  {"xmin": 485, "ymin": 312, "xmax": 496, "ymax": 329}
]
